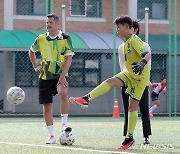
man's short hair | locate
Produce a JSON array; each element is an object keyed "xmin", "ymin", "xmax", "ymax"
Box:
[
  {"xmin": 47, "ymin": 13, "xmax": 59, "ymax": 23},
  {"xmin": 113, "ymin": 15, "xmax": 132, "ymax": 29},
  {"xmin": 132, "ymin": 21, "xmax": 140, "ymax": 36}
]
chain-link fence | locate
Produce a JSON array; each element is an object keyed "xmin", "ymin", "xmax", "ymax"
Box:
[{"xmin": 0, "ymin": 0, "xmax": 179, "ymax": 116}]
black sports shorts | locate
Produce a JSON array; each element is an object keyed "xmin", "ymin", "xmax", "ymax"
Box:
[
  {"xmin": 151, "ymin": 91, "xmax": 159, "ymax": 101},
  {"xmin": 39, "ymin": 78, "xmax": 59, "ymax": 104}
]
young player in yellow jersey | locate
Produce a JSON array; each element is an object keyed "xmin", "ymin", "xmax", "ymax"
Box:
[
  {"xmin": 119, "ymin": 21, "xmax": 152, "ymax": 145},
  {"xmin": 69, "ymin": 15, "xmax": 151, "ymax": 150}
]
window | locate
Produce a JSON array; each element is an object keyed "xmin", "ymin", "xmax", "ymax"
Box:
[
  {"xmin": 15, "ymin": 52, "xmax": 101, "ymax": 87},
  {"xmin": 69, "ymin": 53, "xmax": 101, "ymax": 87},
  {"xmin": 15, "ymin": 51, "xmax": 40, "ymax": 87},
  {"xmin": 150, "ymin": 54, "xmax": 166, "ymax": 83},
  {"xmin": 16, "ymin": 0, "xmax": 51, "ymax": 15},
  {"xmin": 70, "ymin": 0, "xmax": 102, "ymax": 17},
  {"xmin": 137, "ymin": 0, "xmax": 167, "ymax": 20}
]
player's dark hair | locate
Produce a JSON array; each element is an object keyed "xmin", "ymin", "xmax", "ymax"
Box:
[
  {"xmin": 113, "ymin": 15, "xmax": 132, "ymax": 29},
  {"xmin": 161, "ymin": 76, "xmax": 166, "ymax": 81},
  {"xmin": 47, "ymin": 13, "xmax": 59, "ymax": 23},
  {"xmin": 132, "ymin": 21, "xmax": 140, "ymax": 36}
]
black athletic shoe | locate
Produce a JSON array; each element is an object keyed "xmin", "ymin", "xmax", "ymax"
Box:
[{"xmin": 143, "ymin": 137, "xmax": 150, "ymax": 145}]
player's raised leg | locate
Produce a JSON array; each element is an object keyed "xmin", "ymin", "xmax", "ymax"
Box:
[{"xmin": 69, "ymin": 77, "xmax": 124, "ymax": 108}]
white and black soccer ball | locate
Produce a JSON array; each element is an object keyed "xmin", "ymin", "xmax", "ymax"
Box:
[
  {"xmin": 59, "ymin": 130, "xmax": 75, "ymax": 145},
  {"xmin": 7, "ymin": 87, "xmax": 25, "ymax": 105}
]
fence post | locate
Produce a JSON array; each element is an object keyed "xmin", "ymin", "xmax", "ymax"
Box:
[
  {"xmin": 173, "ymin": 0, "xmax": 177, "ymax": 117},
  {"xmin": 4, "ymin": 0, "xmax": 13, "ymax": 30},
  {"xmin": 50, "ymin": 0, "xmax": 54, "ymax": 13},
  {"xmin": 145, "ymin": 7, "xmax": 149, "ymax": 43},
  {"xmin": 61, "ymin": 4, "xmax": 66, "ymax": 33},
  {"xmin": 113, "ymin": 0, "xmax": 117, "ymax": 102},
  {"xmin": 46, "ymin": 0, "xmax": 49, "ymax": 15},
  {"xmin": 168, "ymin": 0, "xmax": 172, "ymax": 117}
]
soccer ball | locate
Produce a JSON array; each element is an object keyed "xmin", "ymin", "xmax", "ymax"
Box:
[
  {"xmin": 59, "ymin": 130, "xmax": 75, "ymax": 145},
  {"xmin": 7, "ymin": 87, "xmax": 25, "ymax": 105}
]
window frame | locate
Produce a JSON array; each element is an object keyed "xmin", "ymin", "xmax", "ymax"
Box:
[
  {"xmin": 137, "ymin": 0, "xmax": 168, "ymax": 20},
  {"xmin": 15, "ymin": 52, "xmax": 101, "ymax": 88},
  {"xmin": 16, "ymin": 0, "xmax": 51, "ymax": 16},
  {"xmin": 70, "ymin": 0, "xmax": 102, "ymax": 18},
  {"xmin": 15, "ymin": 51, "xmax": 40, "ymax": 87},
  {"xmin": 68, "ymin": 52, "xmax": 101, "ymax": 87},
  {"xmin": 70, "ymin": 0, "xmax": 86, "ymax": 17},
  {"xmin": 150, "ymin": 53, "xmax": 167, "ymax": 83}
]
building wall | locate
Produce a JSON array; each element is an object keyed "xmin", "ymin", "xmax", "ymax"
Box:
[
  {"xmin": 0, "ymin": 0, "xmax": 4, "ymax": 29},
  {"xmin": 139, "ymin": 23, "xmax": 169, "ymax": 35},
  {"xmin": 1, "ymin": 0, "xmax": 180, "ymax": 34}
]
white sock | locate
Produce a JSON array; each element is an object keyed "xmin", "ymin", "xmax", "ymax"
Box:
[
  {"xmin": 149, "ymin": 105, "xmax": 158, "ymax": 113},
  {"xmin": 47, "ymin": 125, "xmax": 55, "ymax": 137},
  {"xmin": 61, "ymin": 114, "xmax": 68, "ymax": 127}
]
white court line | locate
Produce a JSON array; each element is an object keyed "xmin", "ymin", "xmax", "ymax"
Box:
[{"xmin": 0, "ymin": 141, "xmax": 137, "ymax": 154}]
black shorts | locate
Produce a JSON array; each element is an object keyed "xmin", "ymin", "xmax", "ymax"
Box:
[
  {"xmin": 151, "ymin": 91, "xmax": 159, "ymax": 101},
  {"xmin": 39, "ymin": 78, "xmax": 59, "ymax": 104}
]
